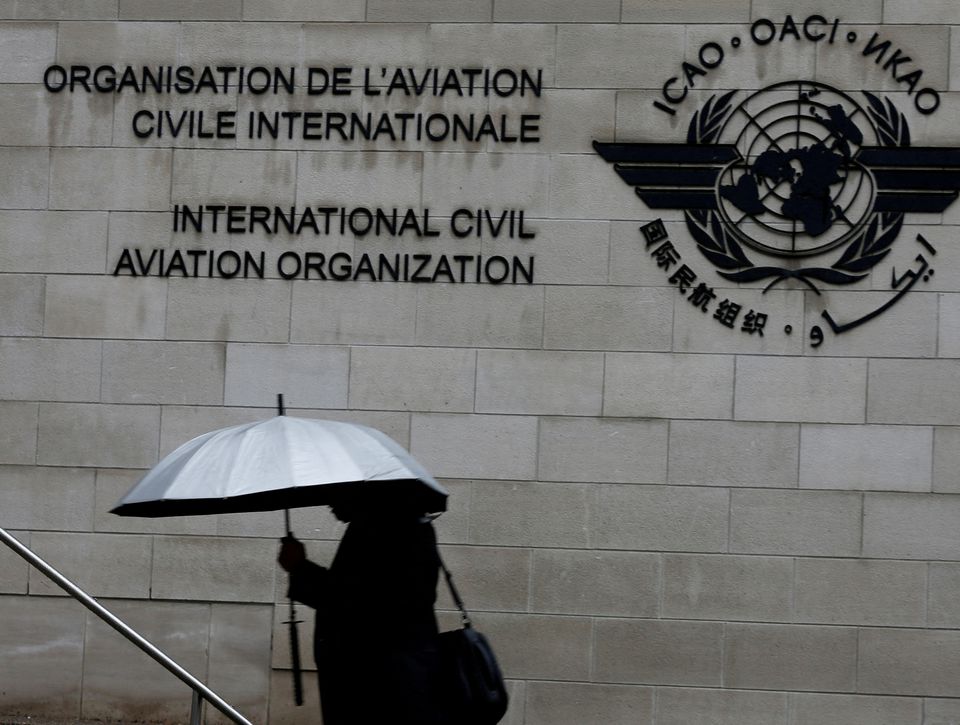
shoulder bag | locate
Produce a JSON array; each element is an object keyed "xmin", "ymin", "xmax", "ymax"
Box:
[{"xmin": 437, "ymin": 554, "xmax": 509, "ymax": 725}]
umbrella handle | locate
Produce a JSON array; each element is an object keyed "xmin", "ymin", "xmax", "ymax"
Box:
[
  {"xmin": 287, "ymin": 604, "xmax": 304, "ymax": 707},
  {"xmin": 279, "ymin": 486, "xmax": 301, "ymax": 706}
]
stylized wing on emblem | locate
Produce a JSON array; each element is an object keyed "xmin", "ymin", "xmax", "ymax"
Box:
[
  {"xmin": 593, "ymin": 141, "xmax": 739, "ymax": 210},
  {"xmin": 857, "ymin": 147, "xmax": 960, "ymax": 213}
]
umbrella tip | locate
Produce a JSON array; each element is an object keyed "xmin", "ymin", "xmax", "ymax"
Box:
[{"xmin": 277, "ymin": 393, "xmax": 285, "ymax": 416}]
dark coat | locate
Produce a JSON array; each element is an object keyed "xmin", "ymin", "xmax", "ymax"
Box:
[{"xmin": 288, "ymin": 515, "xmax": 447, "ymax": 725}]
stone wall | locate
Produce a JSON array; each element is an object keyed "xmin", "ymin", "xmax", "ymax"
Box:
[{"xmin": 2, "ymin": 1, "xmax": 960, "ymax": 723}]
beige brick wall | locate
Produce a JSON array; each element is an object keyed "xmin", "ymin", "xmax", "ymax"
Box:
[{"xmin": 1, "ymin": 3, "xmax": 960, "ymax": 724}]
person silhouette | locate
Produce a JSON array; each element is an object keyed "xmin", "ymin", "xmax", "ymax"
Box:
[{"xmin": 278, "ymin": 503, "xmax": 448, "ymax": 725}]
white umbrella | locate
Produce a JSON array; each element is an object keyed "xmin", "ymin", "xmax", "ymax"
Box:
[
  {"xmin": 111, "ymin": 415, "xmax": 448, "ymax": 517},
  {"xmin": 110, "ymin": 401, "xmax": 449, "ymax": 708}
]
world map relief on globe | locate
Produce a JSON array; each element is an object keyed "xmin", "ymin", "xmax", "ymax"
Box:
[{"xmin": 716, "ymin": 85, "xmax": 877, "ymax": 257}]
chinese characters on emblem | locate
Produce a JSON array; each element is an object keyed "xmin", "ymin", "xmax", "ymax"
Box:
[{"xmin": 641, "ymin": 219, "xmax": 768, "ymax": 337}]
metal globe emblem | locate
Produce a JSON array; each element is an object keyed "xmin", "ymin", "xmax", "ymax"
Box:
[
  {"xmin": 595, "ymin": 77, "xmax": 960, "ymax": 296},
  {"xmin": 715, "ymin": 82, "xmax": 877, "ymax": 258}
]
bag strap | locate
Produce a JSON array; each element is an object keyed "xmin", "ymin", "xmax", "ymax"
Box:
[{"xmin": 437, "ymin": 549, "xmax": 473, "ymax": 629}]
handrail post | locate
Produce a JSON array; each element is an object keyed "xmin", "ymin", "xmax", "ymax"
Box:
[
  {"xmin": 191, "ymin": 690, "xmax": 204, "ymax": 725},
  {"xmin": 0, "ymin": 527, "xmax": 253, "ymax": 725}
]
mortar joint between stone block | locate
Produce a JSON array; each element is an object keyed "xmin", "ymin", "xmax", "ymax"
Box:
[{"xmin": 719, "ymin": 620, "xmax": 727, "ymax": 688}]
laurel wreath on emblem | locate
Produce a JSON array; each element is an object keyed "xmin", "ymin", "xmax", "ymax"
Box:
[{"xmin": 684, "ymin": 89, "xmax": 909, "ymax": 292}]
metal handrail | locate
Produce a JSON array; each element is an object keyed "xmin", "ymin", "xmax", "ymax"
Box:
[{"xmin": 0, "ymin": 527, "xmax": 254, "ymax": 725}]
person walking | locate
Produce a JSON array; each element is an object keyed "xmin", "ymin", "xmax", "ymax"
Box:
[{"xmin": 278, "ymin": 504, "xmax": 448, "ymax": 725}]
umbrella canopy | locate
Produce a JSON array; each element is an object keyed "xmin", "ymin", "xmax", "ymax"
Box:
[{"xmin": 111, "ymin": 416, "xmax": 448, "ymax": 517}]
